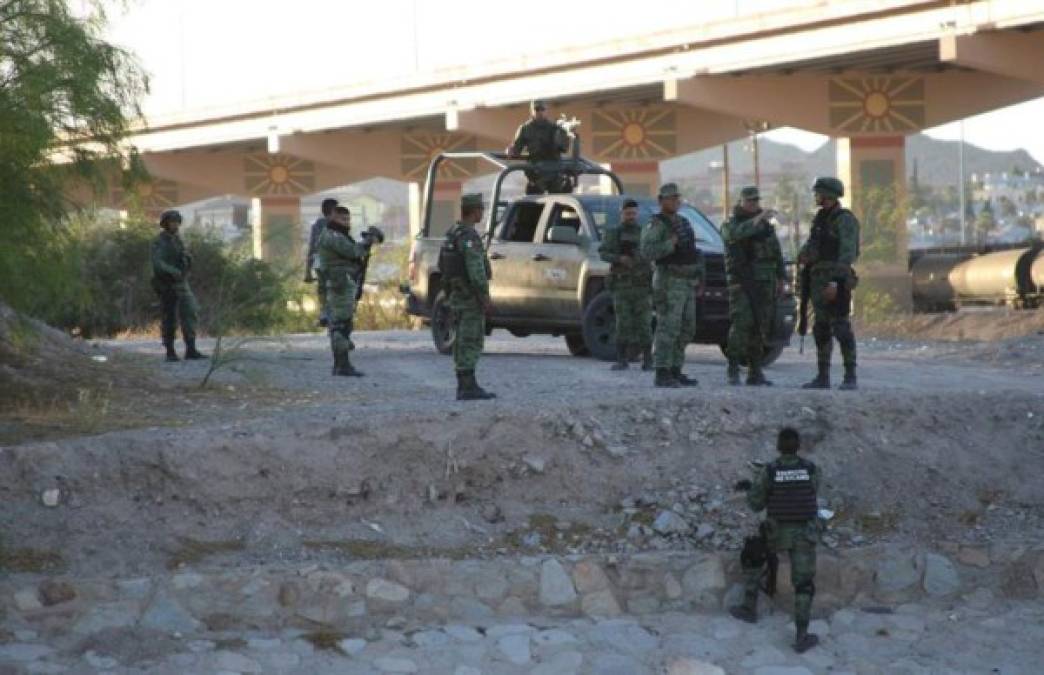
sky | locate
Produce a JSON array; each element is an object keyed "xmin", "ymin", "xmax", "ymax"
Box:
[{"xmin": 104, "ymin": 0, "xmax": 1044, "ymax": 163}]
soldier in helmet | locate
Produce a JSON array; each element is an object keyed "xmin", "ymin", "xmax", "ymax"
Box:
[
  {"xmin": 304, "ymin": 197, "xmax": 338, "ymax": 327},
  {"xmin": 799, "ymin": 177, "xmax": 860, "ymax": 390},
  {"xmin": 721, "ymin": 186, "xmax": 785, "ymax": 385},
  {"xmin": 318, "ymin": 206, "xmax": 373, "ymax": 377},
  {"xmin": 440, "ymin": 193, "xmax": 496, "ymax": 400},
  {"xmin": 599, "ymin": 198, "xmax": 653, "ymax": 371},
  {"xmin": 151, "ymin": 209, "xmax": 206, "ymax": 362},
  {"xmin": 731, "ymin": 427, "xmax": 822, "ymax": 654},
  {"xmin": 640, "ymin": 183, "xmax": 704, "ymax": 387},
  {"xmin": 506, "ymin": 99, "xmax": 570, "ymax": 195}
]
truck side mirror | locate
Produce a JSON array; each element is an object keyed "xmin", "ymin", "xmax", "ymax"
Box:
[{"xmin": 548, "ymin": 225, "xmax": 580, "ymax": 245}]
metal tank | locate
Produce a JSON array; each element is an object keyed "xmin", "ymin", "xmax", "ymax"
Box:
[
  {"xmin": 948, "ymin": 248, "xmax": 1031, "ymax": 307},
  {"xmin": 1025, "ymin": 244, "xmax": 1044, "ymax": 308},
  {"xmin": 910, "ymin": 253, "xmax": 971, "ymax": 312}
]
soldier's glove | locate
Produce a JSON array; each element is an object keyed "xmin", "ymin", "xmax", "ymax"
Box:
[
  {"xmin": 734, "ymin": 479, "xmax": 753, "ymax": 492},
  {"xmin": 363, "ymin": 226, "xmax": 385, "ymax": 244}
]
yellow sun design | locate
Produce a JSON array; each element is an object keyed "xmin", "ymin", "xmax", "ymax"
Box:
[
  {"xmin": 828, "ymin": 77, "xmax": 925, "ymax": 133},
  {"xmin": 591, "ymin": 108, "xmax": 676, "ymax": 160},
  {"xmin": 244, "ymin": 154, "xmax": 315, "ymax": 195},
  {"xmin": 401, "ymin": 133, "xmax": 476, "ymax": 180},
  {"xmin": 114, "ymin": 179, "xmax": 178, "ymax": 209}
]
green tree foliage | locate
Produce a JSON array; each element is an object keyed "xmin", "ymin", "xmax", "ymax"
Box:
[
  {"xmin": 854, "ymin": 186, "xmax": 905, "ymax": 264},
  {"xmin": 1, "ymin": 0, "xmax": 148, "ymax": 311}
]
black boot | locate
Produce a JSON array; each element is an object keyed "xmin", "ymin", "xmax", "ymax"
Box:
[
  {"xmin": 726, "ymin": 360, "xmax": 741, "ymax": 386},
  {"xmin": 802, "ymin": 363, "xmax": 831, "ymax": 389},
  {"xmin": 164, "ymin": 342, "xmax": 180, "ymax": 362},
  {"xmin": 457, "ymin": 370, "xmax": 495, "ymax": 400},
  {"xmin": 641, "ymin": 345, "xmax": 653, "ymax": 371},
  {"xmin": 333, "ymin": 352, "xmax": 364, "ymax": 377},
  {"xmin": 839, "ymin": 365, "xmax": 857, "ymax": 390},
  {"xmin": 672, "ymin": 367, "xmax": 698, "ymax": 387},
  {"xmin": 746, "ymin": 363, "xmax": 772, "ymax": 386},
  {"xmin": 184, "ymin": 338, "xmax": 207, "ymax": 360},
  {"xmin": 729, "ymin": 605, "xmax": 758, "ymax": 624},
  {"xmin": 654, "ymin": 368, "xmax": 679, "ymax": 388},
  {"xmin": 611, "ymin": 343, "xmax": 629, "ymax": 371},
  {"xmin": 793, "ymin": 626, "xmax": 820, "ymax": 653}
]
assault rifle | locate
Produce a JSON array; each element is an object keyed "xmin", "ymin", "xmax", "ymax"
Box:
[
  {"xmin": 354, "ymin": 226, "xmax": 386, "ymax": 301},
  {"xmin": 796, "ymin": 263, "xmax": 811, "ymax": 354}
]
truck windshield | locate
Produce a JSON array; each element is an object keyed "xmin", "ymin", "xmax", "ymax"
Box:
[{"xmin": 581, "ymin": 198, "xmax": 724, "ymax": 253}]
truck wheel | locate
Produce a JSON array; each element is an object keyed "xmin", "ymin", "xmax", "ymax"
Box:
[
  {"xmin": 431, "ymin": 291, "xmax": 455, "ymax": 355},
  {"xmin": 581, "ymin": 291, "xmax": 617, "ymax": 361},
  {"xmin": 564, "ymin": 333, "xmax": 589, "ymax": 357},
  {"xmin": 718, "ymin": 343, "xmax": 784, "ymax": 368}
]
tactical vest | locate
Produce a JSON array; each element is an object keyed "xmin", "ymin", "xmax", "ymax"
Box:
[
  {"xmin": 765, "ymin": 458, "xmax": 818, "ymax": 522},
  {"xmin": 657, "ymin": 214, "xmax": 700, "ymax": 266},
  {"xmin": 809, "ymin": 206, "xmax": 850, "ymax": 263},
  {"xmin": 438, "ymin": 228, "xmax": 467, "ymax": 281}
]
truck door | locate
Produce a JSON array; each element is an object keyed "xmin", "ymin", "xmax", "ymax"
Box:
[
  {"xmin": 531, "ymin": 200, "xmax": 591, "ymax": 321},
  {"xmin": 488, "ymin": 200, "xmax": 548, "ymax": 319}
]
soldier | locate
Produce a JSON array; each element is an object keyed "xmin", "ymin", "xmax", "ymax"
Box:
[
  {"xmin": 640, "ymin": 183, "xmax": 704, "ymax": 388},
  {"xmin": 318, "ymin": 206, "xmax": 375, "ymax": 377},
  {"xmin": 440, "ymin": 193, "xmax": 496, "ymax": 400},
  {"xmin": 721, "ymin": 186, "xmax": 786, "ymax": 386},
  {"xmin": 151, "ymin": 209, "xmax": 206, "ymax": 362},
  {"xmin": 731, "ymin": 427, "xmax": 821, "ymax": 654},
  {"xmin": 798, "ymin": 177, "xmax": 860, "ymax": 390},
  {"xmin": 599, "ymin": 198, "xmax": 653, "ymax": 371},
  {"xmin": 305, "ymin": 197, "xmax": 338, "ymax": 328},
  {"xmin": 506, "ymin": 99, "xmax": 570, "ymax": 195}
]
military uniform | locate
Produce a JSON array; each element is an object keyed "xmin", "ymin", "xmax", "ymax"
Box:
[
  {"xmin": 799, "ymin": 177, "xmax": 860, "ymax": 389},
  {"xmin": 151, "ymin": 211, "xmax": 205, "ymax": 362},
  {"xmin": 733, "ymin": 430, "xmax": 821, "ymax": 653},
  {"xmin": 721, "ymin": 186, "xmax": 785, "ymax": 385},
  {"xmin": 509, "ymin": 100, "xmax": 569, "ymax": 195},
  {"xmin": 441, "ymin": 193, "xmax": 495, "ymax": 400},
  {"xmin": 306, "ymin": 215, "xmax": 330, "ymax": 325},
  {"xmin": 599, "ymin": 212, "xmax": 653, "ymax": 370},
  {"xmin": 640, "ymin": 183, "xmax": 704, "ymax": 387},
  {"xmin": 317, "ymin": 217, "xmax": 369, "ymax": 376}
]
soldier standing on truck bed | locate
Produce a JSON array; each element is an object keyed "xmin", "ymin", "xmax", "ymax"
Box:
[
  {"xmin": 439, "ymin": 193, "xmax": 496, "ymax": 400},
  {"xmin": 506, "ymin": 99, "xmax": 570, "ymax": 195},
  {"xmin": 798, "ymin": 177, "xmax": 860, "ymax": 390},
  {"xmin": 640, "ymin": 183, "xmax": 704, "ymax": 388},
  {"xmin": 599, "ymin": 198, "xmax": 653, "ymax": 371},
  {"xmin": 721, "ymin": 186, "xmax": 785, "ymax": 386}
]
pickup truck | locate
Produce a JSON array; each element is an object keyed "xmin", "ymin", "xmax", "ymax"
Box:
[{"xmin": 402, "ymin": 152, "xmax": 796, "ymax": 365}]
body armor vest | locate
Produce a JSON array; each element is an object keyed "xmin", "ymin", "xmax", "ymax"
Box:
[
  {"xmin": 765, "ymin": 458, "xmax": 818, "ymax": 522},
  {"xmin": 438, "ymin": 228, "xmax": 467, "ymax": 281},
  {"xmin": 658, "ymin": 214, "xmax": 700, "ymax": 265},
  {"xmin": 810, "ymin": 206, "xmax": 844, "ymax": 263}
]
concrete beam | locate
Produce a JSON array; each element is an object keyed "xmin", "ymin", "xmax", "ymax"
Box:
[
  {"xmin": 940, "ymin": 30, "xmax": 1044, "ymax": 85},
  {"xmin": 922, "ymin": 70, "xmax": 1044, "ymax": 127},
  {"xmin": 676, "ymin": 75, "xmax": 830, "ymax": 134}
]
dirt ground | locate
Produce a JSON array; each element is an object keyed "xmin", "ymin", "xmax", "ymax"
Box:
[{"xmin": 2, "ymin": 310, "xmax": 1043, "ymax": 579}]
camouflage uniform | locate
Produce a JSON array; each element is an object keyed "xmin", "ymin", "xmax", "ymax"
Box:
[
  {"xmin": 799, "ymin": 180, "xmax": 860, "ymax": 388},
  {"xmin": 443, "ymin": 193, "xmax": 495, "ymax": 400},
  {"xmin": 509, "ymin": 101, "xmax": 569, "ymax": 195},
  {"xmin": 599, "ymin": 216, "xmax": 652, "ymax": 368},
  {"xmin": 151, "ymin": 225, "xmax": 202, "ymax": 360},
  {"xmin": 318, "ymin": 220, "xmax": 369, "ymax": 376},
  {"xmin": 738, "ymin": 445, "xmax": 821, "ymax": 652},
  {"xmin": 721, "ymin": 187, "xmax": 785, "ymax": 384},
  {"xmin": 306, "ymin": 215, "xmax": 329, "ymax": 323},
  {"xmin": 641, "ymin": 184, "xmax": 704, "ymax": 387}
]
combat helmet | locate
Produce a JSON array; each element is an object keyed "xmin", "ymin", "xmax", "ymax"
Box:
[{"xmin": 811, "ymin": 177, "xmax": 844, "ymax": 198}]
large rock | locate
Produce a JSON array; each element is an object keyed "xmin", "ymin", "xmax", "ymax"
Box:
[
  {"xmin": 13, "ymin": 588, "xmax": 42, "ymax": 612},
  {"xmin": 38, "ymin": 580, "xmax": 76, "ymax": 607},
  {"xmin": 140, "ymin": 594, "xmax": 202, "ymax": 634},
  {"xmin": 374, "ymin": 656, "xmax": 419, "ymax": 673},
  {"xmin": 572, "ymin": 561, "xmax": 610, "ymax": 593},
  {"xmin": 922, "ymin": 553, "xmax": 961, "ymax": 597},
  {"xmin": 539, "ymin": 559, "xmax": 578, "ymax": 607},
  {"xmin": 497, "ymin": 633, "xmax": 531, "ymax": 665},
  {"xmin": 667, "ymin": 657, "xmax": 727, "ymax": 675},
  {"xmin": 581, "ymin": 590, "xmax": 622, "ymax": 618},
  {"xmin": 530, "ymin": 651, "xmax": 583, "ymax": 675},
  {"xmin": 957, "ymin": 546, "xmax": 991, "ymax": 568},
  {"xmin": 682, "ymin": 556, "xmax": 727, "ymax": 607},
  {"xmin": 874, "ymin": 553, "xmax": 921, "ymax": 594},
  {"xmin": 653, "ymin": 510, "xmax": 690, "ymax": 536},
  {"xmin": 366, "ymin": 578, "xmax": 410, "ymax": 603}
]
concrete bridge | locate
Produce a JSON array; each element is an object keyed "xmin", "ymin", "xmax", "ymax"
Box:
[{"xmin": 91, "ymin": 0, "xmax": 1044, "ymax": 261}]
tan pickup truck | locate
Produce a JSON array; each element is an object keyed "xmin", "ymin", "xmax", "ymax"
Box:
[{"xmin": 402, "ymin": 153, "xmax": 795, "ymax": 364}]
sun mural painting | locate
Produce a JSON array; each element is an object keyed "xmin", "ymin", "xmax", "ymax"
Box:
[
  {"xmin": 591, "ymin": 108, "xmax": 677, "ymax": 161},
  {"xmin": 400, "ymin": 132, "xmax": 477, "ymax": 181},
  {"xmin": 244, "ymin": 154, "xmax": 315, "ymax": 196},
  {"xmin": 113, "ymin": 179, "xmax": 179, "ymax": 211},
  {"xmin": 828, "ymin": 76, "xmax": 926, "ymax": 133}
]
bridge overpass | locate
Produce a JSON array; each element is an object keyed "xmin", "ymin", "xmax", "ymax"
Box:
[{"xmin": 93, "ymin": 0, "xmax": 1044, "ymax": 262}]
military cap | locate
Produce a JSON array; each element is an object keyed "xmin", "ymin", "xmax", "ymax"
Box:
[
  {"xmin": 530, "ymin": 99, "xmax": 547, "ymax": 112},
  {"xmin": 622, "ymin": 198, "xmax": 639, "ymax": 209},
  {"xmin": 461, "ymin": 193, "xmax": 485, "ymax": 210},
  {"xmin": 658, "ymin": 182, "xmax": 681, "ymax": 198},
  {"xmin": 159, "ymin": 209, "xmax": 182, "ymax": 225},
  {"xmin": 812, "ymin": 176, "xmax": 845, "ymax": 198},
  {"xmin": 740, "ymin": 185, "xmax": 760, "ymax": 200}
]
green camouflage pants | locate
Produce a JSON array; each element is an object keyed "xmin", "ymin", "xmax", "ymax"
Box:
[
  {"xmin": 612, "ymin": 285, "xmax": 652, "ymax": 348},
  {"xmin": 449, "ymin": 292, "xmax": 485, "ymax": 371},
  {"xmin": 652, "ymin": 270, "xmax": 696, "ymax": 369},
  {"xmin": 741, "ymin": 521, "xmax": 817, "ymax": 630},
  {"xmin": 726, "ymin": 281, "xmax": 775, "ymax": 365},
  {"xmin": 810, "ymin": 273, "xmax": 856, "ymax": 369},
  {"xmin": 325, "ymin": 270, "xmax": 358, "ymax": 360},
  {"xmin": 155, "ymin": 280, "xmax": 199, "ymax": 344},
  {"xmin": 315, "ymin": 268, "xmax": 329, "ymax": 320}
]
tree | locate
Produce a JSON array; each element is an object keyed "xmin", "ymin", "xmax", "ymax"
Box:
[
  {"xmin": 0, "ymin": 0, "xmax": 147, "ymax": 312},
  {"xmin": 855, "ymin": 186, "xmax": 905, "ymax": 264}
]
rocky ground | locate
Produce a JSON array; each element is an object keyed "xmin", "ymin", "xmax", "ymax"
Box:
[{"xmin": 2, "ymin": 313, "xmax": 1044, "ymax": 673}]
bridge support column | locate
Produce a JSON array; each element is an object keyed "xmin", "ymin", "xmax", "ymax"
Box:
[
  {"xmin": 429, "ymin": 181, "xmax": 463, "ymax": 239},
  {"xmin": 610, "ymin": 161, "xmax": 661, "ymax": 199},
  {"xmin": 252, "ymin": 196, "xmax": 302, "ymax": 264}
]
